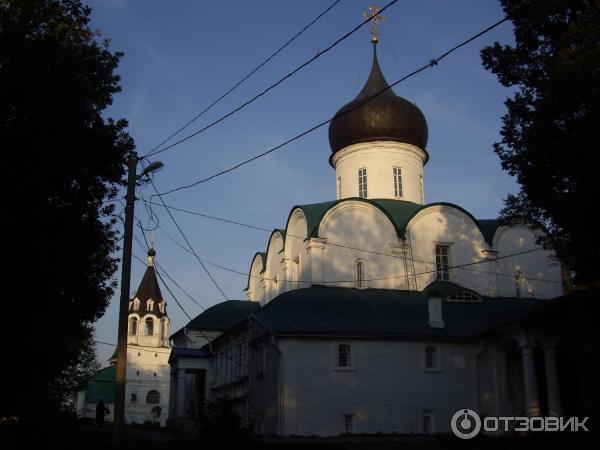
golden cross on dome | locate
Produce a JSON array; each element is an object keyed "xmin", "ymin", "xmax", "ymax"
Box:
[{"xmin": 363, "ymin": 2, "xmax": 387, "ymax": 43}]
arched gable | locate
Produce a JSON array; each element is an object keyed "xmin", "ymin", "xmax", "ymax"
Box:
[
  {"xmin": 284, "ymin": 208, "xmax": 309, "ymax": 241},
  {"xmin": 404, "ymin": 202, "xmax": 491, "ymax": 245},
  {"xmin": 292, "ymin": 197, "xmax": 422, "ymax": 240},
  {"xmin": 245, "ymin": 252, "xmax": 266, "ymax": 292},
  {"xmin": 264, "ymin": 229, "xmax": 286, "ymax": 277},
  {"xmin": 492, "ymin": 222, "xmax": 544, "ymax": 250},
  {"xmin": 318, "ymin": 199, "xmax": 398, "ymax": 239}
]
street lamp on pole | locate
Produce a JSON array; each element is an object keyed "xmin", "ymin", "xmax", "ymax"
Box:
[{"xmin": 113, "ymin": 151, "xmax": 162, "ymax": 447}]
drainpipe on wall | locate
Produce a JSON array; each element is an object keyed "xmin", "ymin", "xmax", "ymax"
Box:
[
  {"xmin": 475, "ymin": 340, "xmax": 485, "ymax": 413},
  {"xmin": 271, "ymin": 333, "xmax": 284, "ymax": 436}
]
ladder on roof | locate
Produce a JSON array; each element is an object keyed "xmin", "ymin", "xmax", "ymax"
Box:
[{"xmin": 403, "ymin": 230, "xmax": 418, "ymax": 291}]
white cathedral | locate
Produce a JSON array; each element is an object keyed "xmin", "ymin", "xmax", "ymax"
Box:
[{"xmin": 163, "ymin": 36, "xmax": 594, "ymax": 437}]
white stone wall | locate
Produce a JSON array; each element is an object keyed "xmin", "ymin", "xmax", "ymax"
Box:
[
  {"xmin": 171, "ymin": 329, "xmax": 221, "ymax": 349},
  {"xmin": 277, "ymin": 338, "xmax": 480, "ymax": 436},
  {"xmin": 317, "ymin": 201, "xmax": 401, "ymax": 290},
  {"xmin": 127, "ymin": 312, "xmax": 170, "ymax": 347},
  {"xmin": 331, "ymin": 141, "xmax": 427, "ymax": 204},
  {"xmin": 494, "ymin": 225, "xmax": 562, "ymax": 299},
  {"xmin": 407, "ymin": 205, "xmax": 493, "ymax": 293},
  {"xmin": 125, "ymin": 345, "xmax": 171, "ymax": 426}
]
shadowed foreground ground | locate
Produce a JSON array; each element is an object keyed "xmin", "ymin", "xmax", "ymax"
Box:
[{"xmin": 2, "ymin": 422, "xmax": 597, "ymax": 450}]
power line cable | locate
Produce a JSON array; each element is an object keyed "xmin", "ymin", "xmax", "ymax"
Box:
[
  {"xmin": 144, "ymin": 0, "xmax": 399, "ymax": 159},
  {"xmin": 154, "ymin": 16, "xmax": 509, "ymax": 196},
  {"xmin": 112, "ymin": 234, "xmax": 258, "ymax": 371},
  {"xmin": 143, "ymin": 199, "xmax": 560, "ymax": 284},
  {"xmin": 134, "ymin": 224, "xmax": 208, "ymax": 310},
  {"xmin": 145, "ymin": 207, "xmax": 549, "ymax": 285},
  {"xmin": 148, "ymin": 178, "xmax": 230, "ymax": 300},
  {"xmin": 144, "ymin": 0, "xmax": 343, "ymax": 156},
  {"xmin": 130, "ymin": 241, "xmax": 259, "ymax": 373},
  {"xmin": 95, "ymin": 340, "xmax": 172, "ymax": 355}
]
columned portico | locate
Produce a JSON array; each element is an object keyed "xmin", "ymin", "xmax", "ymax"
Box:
[
  {"xmin": 168, "ymin": 346, "xmax": 212, "ymax": 424},
  {"xmin": 509, "ymin": 332, "xmax": 564, "ymax": 418},
  {"xmin": 542, "ymin": 340, "xmax": 563, "ymax": 417},
  {"xmin": 519, "ymin": 343, "xmax": 541, "ymax": 417}
]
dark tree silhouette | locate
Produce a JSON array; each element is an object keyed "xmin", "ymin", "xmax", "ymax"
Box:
[
  {"xmin": 0, "ymin": 0, "xmax": 132, "ymax": 420},
  {"xmin": 196, "ymin": 396, "xmax": 255, "ymax": 450},
  {"xmin": 481, "ymin": 0, "xmax": 600, "ymax": 286}
]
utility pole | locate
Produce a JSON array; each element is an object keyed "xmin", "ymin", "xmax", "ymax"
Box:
[{"xmin": 114, "ymin": 150, "xmax": 137, "ymax": 448}]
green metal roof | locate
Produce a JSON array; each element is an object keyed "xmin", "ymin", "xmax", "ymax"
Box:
[
  {"xmin": 477, "ymin": 219, "xmax": 500, "ymax": 245},
  {"xmin": 174, "ymin": 300, "xmax": 261, "ymax": 336},
  {"xmin": 290, "ymin": 198, "xmax": 495, "ymax": 244},
  {"xmin": 248, "ymin": 199, "xmax": 499, "ymax": 292},
  {"xmin": 252, "ymin": 285, "xmax": 548, "ymax": 339},
  {"xmin": 84, "ymin": 366, "xmax": 116, "ymax": 403},
  {"xmin": 424, "ymin": 280, "xmax": 481, "ymax": 299}
]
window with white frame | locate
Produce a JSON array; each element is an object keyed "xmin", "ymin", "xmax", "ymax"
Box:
[
  {"xmin": 129, "ymin": 318, "xmax": 138, "ymax": 336},
  {"xmin": 447, "ymin": 291, "xmax": 481, "ymax": 302},
  {"xmin": 337, "ymin": 344, "xmax": 351, "ymax": 368},
  {"xmin": 435, "ymin": 244, "xmax": 450, "ymax": 281},
  {"xmin": 146, "ymin": 299, "xmax": 154, "ymax": 311},
  {"xmin": 358, "ymin": 168, "xmax": 367, "ymax": 198},
  {"xmin": 145, "ymin": 318, "xmax": 154, "ymax": 336},
  {"xmin": 343, "ymin": 414, "xmax": 354, "ymax": 434},
  {"xmin": 423, "ymin": 410, "xmax": 434, "ymax": 434},
  {"xmin": 146, "ymin": 390, "xmax": 160, "ymax": 404},
  {"xmin": 424, "ymin": 345, "xmax": 440, "ymax": 371},
  {"xmin": 355, "ymin": 261, "xmax": 365, "ymax": 288},
  {"xmin": 393, "ymin": 167, "xmax": 403, "ymax": 198}
]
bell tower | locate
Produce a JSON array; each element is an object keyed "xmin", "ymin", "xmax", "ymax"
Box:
[{"xmin": 124, "ymin": 247, "xmax": 171, "ymax": 426}]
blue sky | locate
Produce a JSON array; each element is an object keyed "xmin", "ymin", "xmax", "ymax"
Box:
[{"xmin": 88, "ymin": 0, "xmax": 517, "ymax": 365}]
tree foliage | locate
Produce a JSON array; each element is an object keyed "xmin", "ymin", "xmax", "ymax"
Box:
[
  {"xmin": 195, "ymin": 396, "xmax": 256, "ymax": 450},
  {"xmin": 0, "ymin": 0, "xmax": 132, "ymax": 419},
  {"xmin": 481, "ymin": 0, "xmax": 600, "ymax": 286}
]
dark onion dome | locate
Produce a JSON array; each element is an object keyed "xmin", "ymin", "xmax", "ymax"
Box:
[{"xmin": 328, "ymin": 44, "xmax": 428, "ymax": 161}]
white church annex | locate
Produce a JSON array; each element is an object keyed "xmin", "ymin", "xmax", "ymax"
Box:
[{"xmin": 166, "ymin": 32, "xmax": 595, "ymax": 436}]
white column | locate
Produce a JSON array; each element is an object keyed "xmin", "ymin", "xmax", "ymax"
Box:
[
  {"xmin": 520, "ymin": 344, "xmax": 541, "ymax": 417},
  {"xmin": 176, "ymin": 369, "xmax": 186, "ymax": 417},
  {"xmin": 168, "ymin": 371, "xmax": 176, "ymax": 419},
  {"xmin": 543, "ymin": 343, "xmax": 562, "ymax": 417},
  {"xmin": 281, "ymin": 258, "xmax": 290, "ymax": 292},
  {"xmin": 306, "ymin": 238, "xmax": 326, "ymax": 284}
]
